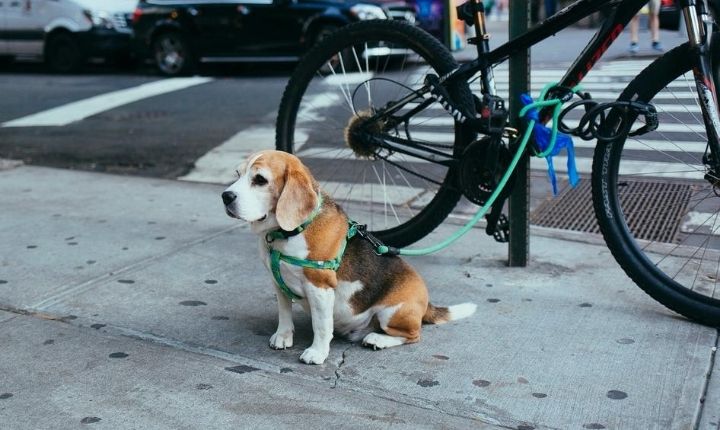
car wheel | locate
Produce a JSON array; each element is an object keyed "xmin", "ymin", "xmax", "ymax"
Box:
[
  {"xmin": 45, "ymin": 33, "xmax": 84, "ymax": 73},
  {"xmin": 153, "ymin": 32, "xmax": 195, "ymax": 76}
]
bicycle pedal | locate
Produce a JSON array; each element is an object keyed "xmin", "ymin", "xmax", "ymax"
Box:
[{"xmin": 492, "ymin": 214, "xmax": 510, "ymax": 243}]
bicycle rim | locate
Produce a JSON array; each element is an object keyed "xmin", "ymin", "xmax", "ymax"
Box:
[
  {"xmin": 593, "ymin": 42, "xmax": 720, "ymax": 324},
  {"xmin": 276, "ymin": 21, "xmax": 473, "ymax": 247}
]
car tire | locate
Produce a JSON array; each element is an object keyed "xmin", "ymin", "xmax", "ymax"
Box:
[
  {"xmin": 153, "ymin": 32, "xmax": 196, "ymax": 76},
  {"xmin": 45, "ymin": 33, "xmax": 84, "ymax": 73}
]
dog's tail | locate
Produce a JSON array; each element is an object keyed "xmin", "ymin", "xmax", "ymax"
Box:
[{"xmin": 422, "ymin": 302, "xmax": 477, "ymax": 325}]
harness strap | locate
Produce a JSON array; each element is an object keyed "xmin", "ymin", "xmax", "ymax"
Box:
[{"xmin": 268, "ymin": 221, "xmax": 359, "ymax": 301}]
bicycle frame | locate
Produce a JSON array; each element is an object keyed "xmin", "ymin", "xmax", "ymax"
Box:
[{"xmin": 366, "ymin": 0, "xmax": 720, "ymax": 173}]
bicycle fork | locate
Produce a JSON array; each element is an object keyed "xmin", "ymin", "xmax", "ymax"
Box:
[{"xmin": 683, "ymin": 0, "xmax": 720, "ymax": 182}]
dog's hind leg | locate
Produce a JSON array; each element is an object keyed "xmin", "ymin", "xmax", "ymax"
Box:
[{"xmin": 362, "ymin": 303, "xmax": 422, "ymax": 350}]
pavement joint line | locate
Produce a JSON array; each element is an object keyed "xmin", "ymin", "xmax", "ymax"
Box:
[
  {"xmin": 2, "ymin": 300, "xmax": 522, "ymax": 427},
  {"xmin": 696, "ymin": 330, "xmax": 720, "ymax": 427},
  {"xmin": 107, "ymin": 324, "xmax": 496, "ymax": 427},
  {"xmin": 95, "ymin": 321, "xmax": 502, "ymax": 426},
  {"xmin": 30, "ymin": 224, "xmax": 245, "ymax": 311},
  {"xmin": 0, "ymin": 303, "xmax": 78, "ymax": 324},
  {"xmin": 0, "ymin": 308, "xmax": 498, "ymax": 427},
  {"xmin": 101, "ymin": 322, "xmax": 285, "ymax": 374}
]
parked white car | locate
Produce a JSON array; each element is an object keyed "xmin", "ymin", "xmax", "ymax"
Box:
[{"xmin": 0, "ymin": 0, "xmax": 136, "ymax": 72}]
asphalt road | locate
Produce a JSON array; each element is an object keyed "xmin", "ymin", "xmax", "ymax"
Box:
[
  {"xmin": 0, "ymin": 20, "xmax": 688, "ymax": 179},
  {"xmin": 0, "ymin": 61, "xmax": 295, "ymax": 178}
]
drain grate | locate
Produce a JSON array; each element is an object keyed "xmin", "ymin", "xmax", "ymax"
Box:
[{"xmin": 530, "ymin": 179, "xmax": 693, "ymax": 243}]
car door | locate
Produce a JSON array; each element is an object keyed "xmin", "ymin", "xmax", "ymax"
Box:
[
  {"xmin": 235, "ymin": 0, "xmax": 317, "ymax": 57},
  {"xmin": 4, "ymin": 0, "xmax": 43, "ymax": 56},
  {"xmin": 190, "ymin": 0, "xmax": 241, "ymax": 56}
]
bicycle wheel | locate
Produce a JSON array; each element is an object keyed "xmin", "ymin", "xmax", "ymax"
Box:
[
  {"xmin": 592, "ymin": 40, "xmax": 720, "ymax": 325},
  {"xmin": 276, "ymin": 20, "xmax": 475, "ymax": 247}
]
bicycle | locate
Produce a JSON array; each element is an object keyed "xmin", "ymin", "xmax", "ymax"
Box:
[{"xmin": 275, "ymin": 0, "xmax": 720, "ymax": 326}]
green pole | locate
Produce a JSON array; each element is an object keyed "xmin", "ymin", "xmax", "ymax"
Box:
[{"xmin": 508, "ymin": 0, "xmax": 530, "ymax": 267}]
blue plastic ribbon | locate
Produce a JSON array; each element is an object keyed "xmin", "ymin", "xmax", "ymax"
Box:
[{"xmin": 520, "ymin": 93, "xmax": 580, "ymax": 195}]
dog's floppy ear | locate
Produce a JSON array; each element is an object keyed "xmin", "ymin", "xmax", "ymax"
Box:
[{"xmin": 276, "ymin": 162, "xmax": 318, "ymax": 231}]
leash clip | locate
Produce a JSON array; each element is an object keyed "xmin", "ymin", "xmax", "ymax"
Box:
[
  {"xmin": 355, "ymin": 224, "xmax": 384, "ymax": 254},
  {"xmin": 355, "ymin": 224, "xmax": 399, "ymax": 256}
]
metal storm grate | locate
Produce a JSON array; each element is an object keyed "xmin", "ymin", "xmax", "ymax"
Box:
[{"xmin": 530, "ymin": 180, "xmax": 693, "ymax": 243}]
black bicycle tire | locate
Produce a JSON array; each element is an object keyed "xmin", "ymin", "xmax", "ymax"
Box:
[
  {"xmin": 276, "ymin": 20, "xmax": 475, "ymax": 248},
  {"xmin": 592, "ymin": 40, "xmax": 720, "ymax": 326}
]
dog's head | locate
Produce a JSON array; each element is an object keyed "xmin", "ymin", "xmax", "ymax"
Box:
[{"xmin": 221, "ymin": 150, "xmax": 319, "ymax": 232}]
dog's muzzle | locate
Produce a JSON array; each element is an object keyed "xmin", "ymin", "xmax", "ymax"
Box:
[{"xmin": 221, "ymin": 191, "xmax": 266, "ymax": 222}]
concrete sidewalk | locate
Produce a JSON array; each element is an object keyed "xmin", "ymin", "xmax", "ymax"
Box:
[{"xmin": 0, "ymin": 162, "xmax": 718, "ymax": 430}]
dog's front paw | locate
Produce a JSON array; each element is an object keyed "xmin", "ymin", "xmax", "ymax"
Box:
[
  {"xmin": 269, "ymin": 331, "xmax": 293, "ymax": 350},
  {"xmin": 299, "ymin": 347, "xmax": 329, "ymax": 365}
]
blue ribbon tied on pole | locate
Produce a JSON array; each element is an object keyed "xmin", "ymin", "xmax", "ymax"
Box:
[{"xmin": 520, "ymin": 93, "xmax": 580, "ymax": 195}]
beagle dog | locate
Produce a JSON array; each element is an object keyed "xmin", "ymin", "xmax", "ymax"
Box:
[{"xmin": 222, "ymin": 150, "xmax": 476, "ymax": 365}]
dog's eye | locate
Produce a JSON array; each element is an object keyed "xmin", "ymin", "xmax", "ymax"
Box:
[{"xmin": 252, "ymin": 174, "xmax": 268, "ymax": 186}]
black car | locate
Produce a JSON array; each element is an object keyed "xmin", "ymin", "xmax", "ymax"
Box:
[{"xmin": 131, "ymin": 0, "xmax": 417, "ymax": 76}]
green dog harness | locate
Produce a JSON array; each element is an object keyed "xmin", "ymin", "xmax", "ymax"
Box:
[{"xmin": 265, "ymin": 195, "xmax": 359, "ymax": 301}]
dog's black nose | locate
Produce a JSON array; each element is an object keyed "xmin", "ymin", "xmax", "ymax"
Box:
[{"xmin": 222, "ymin": 191, "xmax": 237, "ymax": 205}]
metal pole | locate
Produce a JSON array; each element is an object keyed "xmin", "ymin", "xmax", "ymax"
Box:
[{"xmin": 508, "ymin": 0, "xmax": 530, "ymax": 267}]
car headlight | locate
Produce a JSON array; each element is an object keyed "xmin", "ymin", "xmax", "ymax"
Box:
[
  {"xmin": 350, "ymin": 4, "xmax": 387, "ymax": 20},
  {"xmin": 83, "ymin": 10, "xmax": 115, "ymax": 29}
]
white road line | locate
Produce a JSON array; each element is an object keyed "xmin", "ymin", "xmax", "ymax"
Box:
[
  {"xmin": 2, "ymin": 77, "xmax": 213, "ymax": 128},
  {"xmin": 682, "ymin": 211, "xmax": 720, "ymax": 235},
  {"xmin": 297, "ymin": 147, "xmax": 705, "ymax": 180},
  {"xmin": 407, "ymin": 116, "xmax": 706, "ymax": 132},
  {"xmin": 533, "ymin": 156, "xmax": 704, "ymax": 179},
  {"xmin": 179, "ymin": 91, "xmax": 340, "ymax": 184},
  {"xmin": 178, "ymin": 126, "xmax": 275, "ymax": 184},
  {"xmin": 322, "ymin": 181, "xmax": 422, "ymax": 206}
]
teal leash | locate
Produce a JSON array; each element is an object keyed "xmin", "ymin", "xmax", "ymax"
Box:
[
  {"xmin": 267, "ymin": 83, "xmax": 582, "ymax": 298},
  {"xmin": 375, "ymin": 83, "xmax": 581, "ymax": 257}
]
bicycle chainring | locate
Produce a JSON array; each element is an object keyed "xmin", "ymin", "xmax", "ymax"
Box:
[{"xmin": 459, "ymin": 136, "xmax": 511, "ymax": 205}]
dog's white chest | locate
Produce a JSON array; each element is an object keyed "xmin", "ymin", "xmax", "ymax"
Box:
[{"xmin": 258, "ymin": 237, "xmax": 373, "ymax": 336}]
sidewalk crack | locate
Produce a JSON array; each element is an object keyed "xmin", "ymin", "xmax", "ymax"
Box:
[{"xmin": 333, "ymin": 345, "xmax": 353, "ymax": 389}]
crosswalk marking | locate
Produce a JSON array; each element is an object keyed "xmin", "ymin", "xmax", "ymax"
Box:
[
  {"xmin": 176, "ymin": 58, "xmax": 709, "ymax": 191},
  {"xmin": 178, "ymin": 126, "xmax": 274, "ymax": 184},
  {"xmin": 2, "ymin": 77, "xmax": 213, "ymax": 128}
]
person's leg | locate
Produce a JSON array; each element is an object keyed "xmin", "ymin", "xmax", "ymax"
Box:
[
  {"xmin": 629, "ymin": 14, "xmax": 640, "ymax": 53},
  {"xmin": 649, "ymin": 0, "xmax": 662, "ymax": 50}
]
